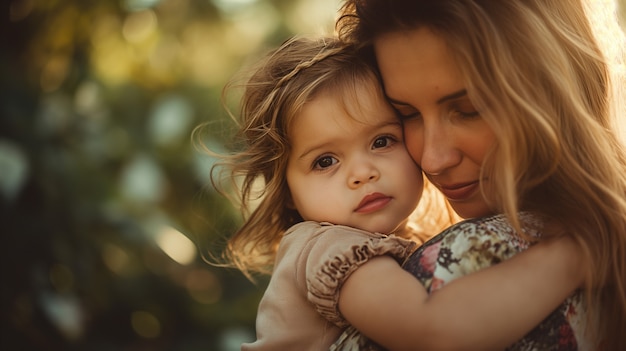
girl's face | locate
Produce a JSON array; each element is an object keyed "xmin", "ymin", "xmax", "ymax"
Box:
[
  {"xmin": 374, "ymin": 27, "xmax": 497, "ymax": 219},
  {"xmin": 285, "ymin": 83, "xmax": 423, "ymax": 235}
]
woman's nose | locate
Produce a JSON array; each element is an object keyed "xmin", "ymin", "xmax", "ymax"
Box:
[{"xmin": 419, "ymin": 125, "xmax": 461, "ymax": 176}]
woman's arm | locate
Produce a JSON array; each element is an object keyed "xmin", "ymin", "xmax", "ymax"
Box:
[{"xmin": 338, "ymin": 236, "xmax": 584, "ymax": 351}]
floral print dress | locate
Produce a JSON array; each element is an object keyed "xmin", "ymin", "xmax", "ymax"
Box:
[{"xmin": 330, "ymin": 213, "xmax": 591, "ymax": 351}]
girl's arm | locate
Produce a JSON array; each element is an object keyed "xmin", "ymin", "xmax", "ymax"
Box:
[{"xmin": 338, "ymin": 236, "xmax": 584, "ymax": 351}]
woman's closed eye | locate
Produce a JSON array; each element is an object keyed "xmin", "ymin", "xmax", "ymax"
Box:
[
  {"xmin": 387, "ymin": 98, "xmax": 420, "ymax": 120},
  {"xmin": 458, "ymin": 109, "xmax": 479, "ymax": 117},
  {"xmin": 450, "ymin": 100, "xmax": 480, "ymax": 119},
  {"xmin": 392, "ymin": 106, "xmax": 421, "ymax": 121}
]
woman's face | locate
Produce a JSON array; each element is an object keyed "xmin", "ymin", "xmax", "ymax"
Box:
[{"xmin": 374, "ymin": 27, "xmax": 497, "ymax": 219}]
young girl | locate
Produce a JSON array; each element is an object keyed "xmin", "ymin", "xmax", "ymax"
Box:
[
  {"xmin": 209, "ymin": 35, "xmax": 583, "ymax": 351},
  {"xmin": 213, "ymin": 36, "xmax": 425, "ymax": 350}
]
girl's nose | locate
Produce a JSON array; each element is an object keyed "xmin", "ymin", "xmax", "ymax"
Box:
[{"xmin": 348, "ymin": 161, "xmax": 380, "ymax": 188}]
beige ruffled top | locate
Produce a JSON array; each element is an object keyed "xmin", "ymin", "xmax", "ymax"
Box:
[{"xmin": 241, "ymin": 221, "xmax": 416, "ymax": 351}]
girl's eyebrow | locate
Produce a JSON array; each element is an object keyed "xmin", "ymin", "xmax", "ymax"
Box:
[
  {"xmin": 297, "ymin": 142, "xmax": 332, "ymax": 161},
  {"xmin": 386, "ymin": 89, "xmax": 468, "ymax": 106},
  {"xmin": 296, "ymin": 120, "xmax": 400, "ymax": 161}
]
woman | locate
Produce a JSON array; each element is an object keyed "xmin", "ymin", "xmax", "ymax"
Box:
[{"xmin": 333, "ymin": 0, "xmax": 626, "ymax": 349}]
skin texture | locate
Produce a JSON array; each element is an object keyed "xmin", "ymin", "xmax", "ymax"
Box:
[
  {"xmin": 374, "ymin": 27, "xmax": 496, "ymax": 219},
  {"xmin": 286, "ymin": 86, "xmax": 423, "ymax": 235}
]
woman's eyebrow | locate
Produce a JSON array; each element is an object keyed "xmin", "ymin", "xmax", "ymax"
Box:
[
  {"xmin": 436, "ymin": 89, "xmax": 467, "ymax": 104},
  {"xmin": 385, "ymin": 89, "xmax": 468, "ymax": 106}
]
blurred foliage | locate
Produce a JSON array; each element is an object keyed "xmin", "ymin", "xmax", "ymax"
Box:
[{"xmin": 1, "ymin": 0, "xmax": 336, "ymax": 350}]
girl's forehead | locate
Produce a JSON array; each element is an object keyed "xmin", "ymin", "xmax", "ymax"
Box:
[
  {"xmin": 291, "ymin": 83, "xmax": 396, "ymax": 136},
  {"xmin": 326, "ymin": 77, "xmax": 387, "ymax": 119}
]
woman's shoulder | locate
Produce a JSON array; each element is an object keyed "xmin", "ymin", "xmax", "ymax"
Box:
[
  {"xmin": 422, "ymin": 212, "xmax": 542, "ymax": 249},
  {"xmin": 403, "ymin": 212, "xmax": 544, "ymax": 292}
]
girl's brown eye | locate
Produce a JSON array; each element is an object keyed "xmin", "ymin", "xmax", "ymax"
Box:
[
  {"xmin": 313, "ymin": 156, "xmax": 337, "ymax": 170},
  {"xmin": 373, "ymin": 137, "xmax": 388, "ymax": 148},
  {"xmin": 372, "ymin": 136, "xmax": 396, "ymax": 149}
]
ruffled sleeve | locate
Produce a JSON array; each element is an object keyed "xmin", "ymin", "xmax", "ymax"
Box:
[{"xmin": 302, "ymin": 223, "xmax": 416, "ymax": 328}]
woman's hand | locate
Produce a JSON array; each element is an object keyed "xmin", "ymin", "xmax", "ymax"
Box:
[{"xmin": 338, "ymin": 236, "xmax": 584, "ymax": 351}]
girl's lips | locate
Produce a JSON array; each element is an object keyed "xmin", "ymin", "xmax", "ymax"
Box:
[
  {"xmin": 438, "ymin": 182, "xmax": 479, "ymax": 201},
  {"xmin": 355, "ymin": 193, "xmax": 392, "ymax": 213}
]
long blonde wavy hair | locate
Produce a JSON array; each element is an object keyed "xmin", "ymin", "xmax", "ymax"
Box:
[
  {"xmin": 337, "ymin": 0, "xmax": 626, "ymax": 348},
  {"xmin": 205, "ymin": 36, "xmax": 453, "ymax": 281}
]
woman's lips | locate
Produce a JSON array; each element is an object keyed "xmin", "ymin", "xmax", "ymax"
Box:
[
  {"xmin": 355, "ymin": 192, "xmax": 392, "ymax": 213},
  {"xmin": 438, "ymin": 182, "xmax": 479, "ymax": 201}
]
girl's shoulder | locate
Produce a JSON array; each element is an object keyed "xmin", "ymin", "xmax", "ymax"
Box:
[{"xmin": 284, "ymin": 221, "xmax": 417, "ymax": 328}]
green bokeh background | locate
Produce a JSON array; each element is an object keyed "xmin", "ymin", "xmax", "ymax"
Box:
[
  {"xmin": 2, "ymin": 0, "xmax": 337, "ymax": 350},
  {"xmin": 2, "ymin": 0, "xmax": 624, "ymax": 350}
]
